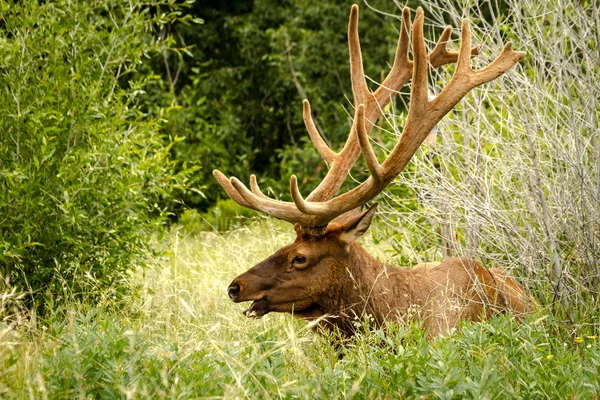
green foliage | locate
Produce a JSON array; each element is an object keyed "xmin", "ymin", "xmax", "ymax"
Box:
[
  {"xmin": 148, "ymin": 0, "xmax": 417, "ymax": 211},
  {"xmin": 1, "ymin": 228, "xmax": 599, "ymax": 398},
  {"xmin": 179, "ymin": 199, "xmax": 258, "ymax": 233},
  {"xmin": 0, "ymin": 0, "xmax": 191, "ymax": 308}
]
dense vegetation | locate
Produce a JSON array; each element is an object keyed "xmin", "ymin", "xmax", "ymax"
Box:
[
  {"xmin": 0, "ymin": 0, "xmax": 200, "ymax": 308},
  {"xmin": 150, "ymin": 0, "xmax": 404, "ymax": 211},
  {"xmin": 2, "ymin": 224, "xmax": 599, "ymax": 398},
  {"xmin": 1, "ymin": 0, "xmax": 599, "ymax": 397}
]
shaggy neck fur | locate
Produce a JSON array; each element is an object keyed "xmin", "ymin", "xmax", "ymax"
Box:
[{"xmin": 313, "ymin": 243, "xmax": 412, "ymax": 336}]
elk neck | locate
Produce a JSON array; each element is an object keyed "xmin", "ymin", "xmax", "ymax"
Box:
[{"xmin": 315, "ymin": 242, "xmax": 413, "ymax": 329}]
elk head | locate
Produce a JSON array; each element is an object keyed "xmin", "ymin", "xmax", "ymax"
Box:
[
  {"xmin": 214, "ymin": 5, "xmax": 524, "ymax": 321},
  {"xmin": 227, "ymin": 205, "xmax": 378, "ymax": 319}
]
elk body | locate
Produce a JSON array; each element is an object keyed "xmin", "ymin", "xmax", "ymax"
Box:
[{"xmin": 215, "ymin": 5, "xmax": 534, "ymax": 337}]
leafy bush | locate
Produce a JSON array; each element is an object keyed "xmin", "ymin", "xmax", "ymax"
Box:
[{"xmin": 0, "ymin": 0, "xmax": 192, "ymax": 308}]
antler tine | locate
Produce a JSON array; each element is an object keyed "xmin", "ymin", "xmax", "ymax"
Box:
[
  {"xmin": 456, "ymin": 19, "xmax": 473, "ymax": 73},
  {"xmin": 408, "ymin": 9, "xmax": 429, "ymax": 113},
  {"xmin": 471, "ymin": 42, "xmax": 526, "ymax": 85},
  {"xmin": 249, "ymin": 174, "xmax": 270, "ymax": 199},
  {"xmin": 355, "ymin": 104, "xmax": 383, "ymax": 182},
  {"xmin": 429, "ymin": 25, "xmax": 479, "ymax": 69},
  {"xmin": 213, "ymin": 170, "xmax": 255, "ymax": 209},
  {"xmin": 290, "ymin": 175, "xmax": 333, "ymax": 218},
  {"xmin": 303, "ymin": 100, "xmax": 337, "ymax": 164},
  {"xmin": 372, "ymin": 7, "xmax": 412, "ymax": 108},
  {"xmin": 348, "ymin": 4, "xmax": 370, "ymax": 106}
]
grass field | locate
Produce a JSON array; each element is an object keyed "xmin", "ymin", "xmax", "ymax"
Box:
[
  {"xmin": 1, "ymin": 221, "xmax": 599, "ymax": 399},
  {"xmin": 1, "ymin": 0, "xmax": 598, "ymax": 398}
]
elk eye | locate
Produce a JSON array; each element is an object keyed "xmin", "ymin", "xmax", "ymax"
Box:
[{"xmin": 292, "ymin": 255, "xmax": 307, "ymax": 265}]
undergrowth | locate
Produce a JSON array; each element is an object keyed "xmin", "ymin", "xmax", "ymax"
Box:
[{"xmin": 1, "ymin": 223, "xmax": 598, "ymax": 399}]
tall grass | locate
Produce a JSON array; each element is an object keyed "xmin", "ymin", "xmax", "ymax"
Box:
[
  {"xmin": 1, "ymin": 225, "xmax": 600, "ymax": 398},
  {"xmin": 2, "ymin": 0, "xmax": 600, "ymax": 397},
  {"xmin": 376, "ymin": 0, "xmax": 599, "ymax": 326}
]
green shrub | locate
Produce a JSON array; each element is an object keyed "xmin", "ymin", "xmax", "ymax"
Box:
[{"xmin": 0, "ymin": 0, "xmax": 192, "ymax": 309}]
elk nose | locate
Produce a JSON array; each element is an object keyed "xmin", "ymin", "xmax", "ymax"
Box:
[{"xmin": 228, "ymin": 283, "xmax": 240, "ymax": 300}]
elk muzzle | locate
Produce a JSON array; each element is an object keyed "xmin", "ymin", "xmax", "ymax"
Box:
[
  {"xmin": 227, "ymin": 273, "xmax": 274, "ymax": 318},
  {"xmin": 227, "ymin": 277, "xmax": 259, "ymax": 303},
  {"xmin": 227, "ymin": 283, "xmax": 240, "ymax": 300}
]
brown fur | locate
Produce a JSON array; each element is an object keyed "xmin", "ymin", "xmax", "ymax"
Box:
[{"xmin": 228, "ymin": 210, "xmax": 534, "ymax": 338}]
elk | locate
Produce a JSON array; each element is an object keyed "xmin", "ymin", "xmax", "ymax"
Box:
[{"xmin": 214, "ymin": 5, "xmax": 534, "ymax": 337}]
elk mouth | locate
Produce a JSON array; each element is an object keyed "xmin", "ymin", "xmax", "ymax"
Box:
[
  {"xmin": 243, "ymin": 298, "xmax": 325, "ymax": 320},
  {"xmin": 244, "ymin": 298, "xmax": 270, "ymax": 318}
]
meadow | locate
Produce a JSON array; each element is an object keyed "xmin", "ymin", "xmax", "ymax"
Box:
[
  {"xmin": 1, "ymin": 0, "xmax": 599, "ymax": 398},
  {"xmin": 1, "ymin": 220, "xmax": 599, "ymax": 398}
]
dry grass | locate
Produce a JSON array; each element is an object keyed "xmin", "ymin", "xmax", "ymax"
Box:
[
  {"xmin": 0, "ymin": 223, "xmax": 599, "ymax": 398},
  {"xmin": 2, "ymin": 0, "xmax": 600, "ymax": 397},
  {"xmin": 373, "ymin": 0, "xmax": 600, "ymax": 325}
]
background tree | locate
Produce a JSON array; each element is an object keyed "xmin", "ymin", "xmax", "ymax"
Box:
[{"xmin": 150, "ymin": 0, "xmax": 409, "ymax": 212}]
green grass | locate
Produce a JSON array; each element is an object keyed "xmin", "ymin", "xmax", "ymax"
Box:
[{"xmin": 1, "ymin": 221, "xmax": 599, "ymax": 399}]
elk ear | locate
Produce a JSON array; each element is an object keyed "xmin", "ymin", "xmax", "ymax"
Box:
[
  {"xmin": 336, "ymin": 203, "xmax": 378, "ymax": 245},
  {"xmin": 294, "ymin": 223, "xmax": 303, "ymax": 237}
]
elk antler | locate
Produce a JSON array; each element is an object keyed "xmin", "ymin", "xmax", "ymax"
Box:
[{"xmin": 213, "ymin": 5, "xmax": 524, "ymax": 228}]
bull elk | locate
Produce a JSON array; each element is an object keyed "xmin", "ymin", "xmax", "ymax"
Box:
[{"xmin": 214, "ymin": 5, "xmax": 534, "ymax": 337}]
